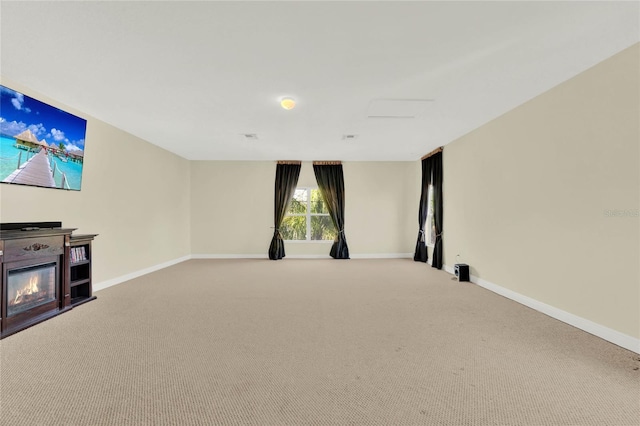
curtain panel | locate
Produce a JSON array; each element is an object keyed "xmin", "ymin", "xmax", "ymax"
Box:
[
  {"xmin": 414, "ymin": 157, "xmax": 432, "ymax": 262},
  {"xmin": 431, "ymin": 152, "xmax": 444, "ymax": 269},
  {"xmin": 313, "ymin": 163, "xmax": 350, "ymax": 259},
  {"xmin": 268, "ymin": 162, "xmax": 301, "ymax": 260}
]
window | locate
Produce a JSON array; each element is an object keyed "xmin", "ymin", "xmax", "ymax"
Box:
[
  {"xmin": 281, "ymin": 188, "xmax": 337, "ymax": 241},
  {"xmin": 426, "ymin": 185, "xmax": 436, "ymax": 246}
]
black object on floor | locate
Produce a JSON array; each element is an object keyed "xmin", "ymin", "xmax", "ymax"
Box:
[{"xmin": 455, "ymin": 264, "xmax": 470, "ymax": 282}]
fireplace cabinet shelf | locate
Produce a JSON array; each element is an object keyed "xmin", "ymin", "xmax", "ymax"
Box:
[
  {"xmin": 68, "ymin": 234, "xmax": 97, "ymax": 307},
  {"xmin": 70, "ymin": 278, "xmax": 90, "ymax": 287}
]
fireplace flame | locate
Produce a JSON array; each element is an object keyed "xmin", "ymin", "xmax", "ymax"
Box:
[{"xmin": 14, "ymin": 275, "xmax": 40, "ymax": 305}]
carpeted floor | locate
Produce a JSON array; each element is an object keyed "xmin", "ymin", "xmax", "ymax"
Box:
[{"xmin": 0, "ymin": 259, "xmax": 638, "ymax": 425}]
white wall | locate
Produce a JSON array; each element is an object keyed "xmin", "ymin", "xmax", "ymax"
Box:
[
  {"xmin": 0, "ymin": 77, "xmax": 192, "ymax": 286},
  {"xmin": 190, "ymin": 161, "xmax": 419, "ymax": 257},
  {"xmin": 442, "ymin": 44, "xmax": 639, "ymax": 340}
]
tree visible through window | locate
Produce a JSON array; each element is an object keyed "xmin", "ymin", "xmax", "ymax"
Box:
[{"xmin": 281, "ymin": 188, "xmax": 337, "ymax": 241}]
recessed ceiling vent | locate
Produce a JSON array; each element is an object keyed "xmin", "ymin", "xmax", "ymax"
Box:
[{"xmin": 367, "ymin": 99, "xmax": 434, "ymax": 119}]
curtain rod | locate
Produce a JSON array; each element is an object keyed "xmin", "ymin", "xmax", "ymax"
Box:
[
  {"xmin": 276, "ymin": 160, "xmax": 302, "ymax": 165},
  {"xmin": 421, "ymin": 147, "xmax": 443, "ymax": 160},
  {"xmin": 313, "ymin": 161, "xmax": 342, "ymax": 165}
]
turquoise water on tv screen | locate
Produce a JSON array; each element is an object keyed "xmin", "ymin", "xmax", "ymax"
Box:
[{"xmin": 0, "ymin": 135, "xmax": 84, "ymax": 190}]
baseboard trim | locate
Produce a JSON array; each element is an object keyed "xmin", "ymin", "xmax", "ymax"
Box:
[
  {"xmin": 192, "ymin": 253, "xmax": 413, "ymax": 259},
  {"xmin": 351, "ymin": 253, "xmax": 413, "ymax": 259},
  {"xmin": 194, "ymin": 254, "xmax": 331, "ymax": 259},
  {"xmin": 94, "ymin": 255, "xmax": 191, "ymax": 292},
  {"xmin": 443, "ymin": 264, "xmax": 640, "ymax": 354},
  {"xmin": 191, "ymin": 254, "xmax": 268, "ymax": 259}
]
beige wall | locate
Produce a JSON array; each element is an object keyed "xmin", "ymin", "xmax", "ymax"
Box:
[
  {"xmin": 344, "ymin": 162, "xmax": 419, "ymax": 255},
  {"xmin": 443, "ymin": 44, "xmax": 639, "ymax": 338},
  {"xmin": 190, "ymin": 161, "xmax": 274, "ymax": 255},
  {"xmin": 0, "ymin": 78, "xmax": 192, "ymax": 285},
  {"xmin": 190, "ymin": 161, "xmax": 419, "ymax": 256}
]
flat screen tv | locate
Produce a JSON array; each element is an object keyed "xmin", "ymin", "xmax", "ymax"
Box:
[{"xmin": 0, "ymin": 85, "xmax": 87, "ymax": 191}]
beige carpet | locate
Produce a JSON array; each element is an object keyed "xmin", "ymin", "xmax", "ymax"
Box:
[{"xmin": 0, "ymin": 259, "xmax": 638, "ymax": 425}]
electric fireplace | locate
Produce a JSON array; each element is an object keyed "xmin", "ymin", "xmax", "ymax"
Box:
[
  {"xmin": 1, "ymin": 235, "xmax": 65, "ymax": 338},
  {"xmin": 0, "ymin": 223, "xmax": 99, "ymax": 338},
  {"xmin": 7, "ymin": 261, "xmax": 57, "ymax": 317}
]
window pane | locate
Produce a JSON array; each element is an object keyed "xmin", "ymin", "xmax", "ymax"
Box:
[
  {"xmin": 426, "ymin": 213, "xmax": 435, "ymax": 245},
  {"xmin": 427, "ymin": 185, "xmax": 435, "ymax": 245},
  {"xmin": 310, "ymin": 215, "xmax": 336, "ymax": 241},
  {"xmin": 429, "ymin": 217, "xmax": 436, "ymax": 245},
  {"xmin": 310, "ymin": 189, "xmax": 329, "ymax": 214},
  {"xmin": 287, "ymin": 189, "xmax": 308, "ymax": 214},
  {"xmin": 428, "ymin": 185, "xmax": 434, "ymax": 216},
  {"xmin": 281, "ymin": 216, "xmax": 307, "ymax": 240}
]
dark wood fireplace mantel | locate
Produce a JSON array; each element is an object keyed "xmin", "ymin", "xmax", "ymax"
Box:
[{"xmin": 1, "ymin": 223, "xmax": 97, "ymax": 339}]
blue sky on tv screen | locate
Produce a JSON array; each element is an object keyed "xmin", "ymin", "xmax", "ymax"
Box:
[{"xmin": 0, "ymin": 85, "xmax": 87, "ymax": 152}]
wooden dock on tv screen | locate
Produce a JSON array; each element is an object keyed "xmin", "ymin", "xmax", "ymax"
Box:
[{"xmin": 2, "ymin": 149, "xmax": 56, "ymax": 188}]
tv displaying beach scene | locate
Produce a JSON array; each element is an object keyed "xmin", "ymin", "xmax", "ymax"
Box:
[{"xmin": 0, "ymin": 85, "xmax": 87, "ymax": 191}]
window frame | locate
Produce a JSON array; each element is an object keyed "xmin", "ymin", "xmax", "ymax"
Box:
[{"xmin": 284, "ymin": 187, "xmax": 334, "ymax": 243}]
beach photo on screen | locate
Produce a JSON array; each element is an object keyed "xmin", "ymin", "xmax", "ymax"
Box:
[{"xmin": 0, "ymin": 85, "xmax": 87, "ymax": 191}]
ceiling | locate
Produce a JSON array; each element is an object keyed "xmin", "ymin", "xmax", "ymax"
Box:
[{"xmin": 1, "ymin": 1, "xmax": 638, "ymax": 161}]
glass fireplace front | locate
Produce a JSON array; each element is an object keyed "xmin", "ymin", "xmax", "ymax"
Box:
[{"xmin": 6, "ymin": 262, "xmax": 57, "ymax": 317}]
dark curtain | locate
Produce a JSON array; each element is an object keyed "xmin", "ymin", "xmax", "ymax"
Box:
[
  {"xmin": 313, "ymin": 164, "xmax": 350, "ymax": 259},
  {"xmin": 268, "ymin": 163, "xmax": 301, "ymax": 260},
  {"xmin": 414, "ymin": 157, "xmax": 432, "ymax": 262},
  {"xmin": 431, "ymin": 152, "xmax": 444, "ymax": 269}
]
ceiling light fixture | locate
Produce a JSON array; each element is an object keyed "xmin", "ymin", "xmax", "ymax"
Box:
[{"xmin": 280, "ymin": 97, "xmax": 296, "ymax": 110}]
